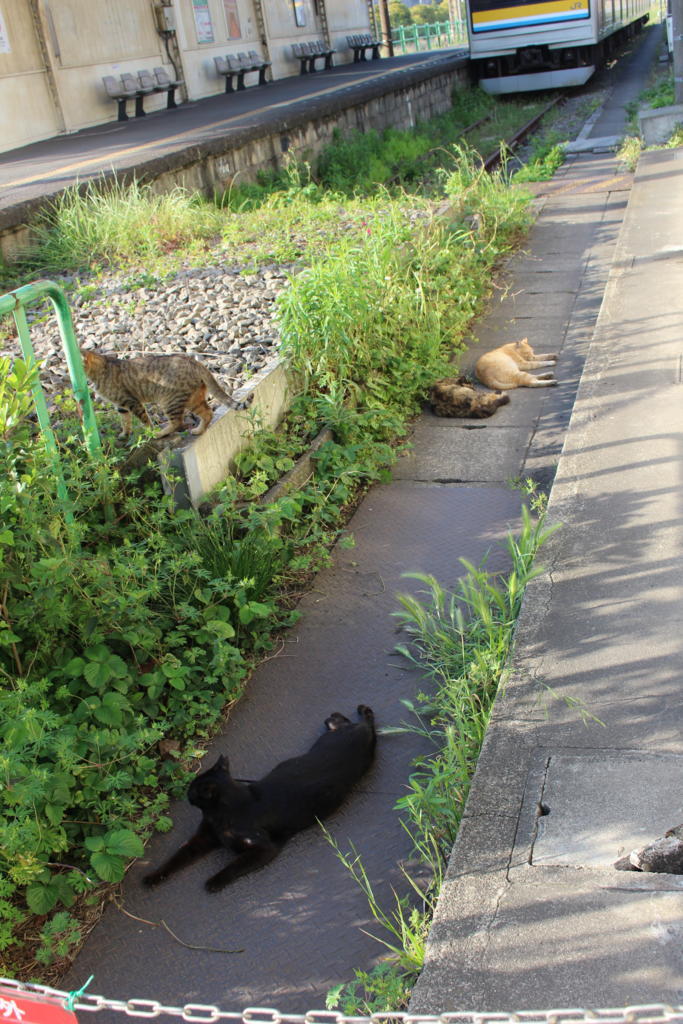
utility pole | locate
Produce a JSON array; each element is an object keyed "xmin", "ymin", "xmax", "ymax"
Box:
[
  {"xmin": 377, "ymin": 0, "xmax": 394, "ymax": 56},
  {"xmin": 673, "ymin": 0, "xmax": 683, "ymax": 103}
]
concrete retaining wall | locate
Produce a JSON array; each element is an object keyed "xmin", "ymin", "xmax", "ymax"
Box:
[
  {"xmin": 155, "ymin": 65, "xmax": 469, "ymax": 194},
  {"xmin": 161, "ymin": 356, "xmax": 293, "ymax": 507}
]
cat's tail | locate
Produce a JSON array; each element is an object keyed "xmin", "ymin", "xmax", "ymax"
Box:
[
  {"xmin": 203, "ymin": 368, "xmax": 255, "ymax": 411},
  {"xmin": 202, "ymin": 369, "xmax": 240, "ymax": 409}
]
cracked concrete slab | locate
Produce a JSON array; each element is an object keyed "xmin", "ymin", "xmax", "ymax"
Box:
[
  {"xmin": 422, "ymin": 873, "xmax": 683, "ymax": 1010},
  {"xmin": 392, "ymin": 423, "xmax": 533, "ymax": 482},
  {"xmin": 529, "ymin": 752, "xmax": 683, "ymax": 868}
]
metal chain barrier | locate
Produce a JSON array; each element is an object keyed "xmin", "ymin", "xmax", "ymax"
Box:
[{"xmin": 2, "ymin": 978, "xmax": 683, "ymax": 1024}]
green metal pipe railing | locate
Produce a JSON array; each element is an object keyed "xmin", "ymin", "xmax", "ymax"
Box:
[
  {"xmin": 392, "ymin": 18, "xmax": 468, "ymax": 54},
  {"xmin": 0, "ymin": 279, "xmax": 102, "ymax": 521}
]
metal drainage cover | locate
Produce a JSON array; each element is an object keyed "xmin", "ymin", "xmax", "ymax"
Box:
[{"xmin": 530, "ymin": 752, "xmax": 683, "ymax": 868}]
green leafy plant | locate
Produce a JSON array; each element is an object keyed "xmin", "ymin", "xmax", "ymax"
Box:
[
  {"xmin": 326, "ymin": 963, "xmax": 413, "ymax": 1014},
  {"xmin": 513, "ymin": 141, "xmax": 567, "ymax": 182},
  {"xmin": 641, "ymin": 70, "xmax": 675, "ymax": 109}
]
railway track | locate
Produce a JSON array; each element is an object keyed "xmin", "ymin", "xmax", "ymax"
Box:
[{"xmin": 483, "ymin": 95, "xmax": 565, "ymax": 170}]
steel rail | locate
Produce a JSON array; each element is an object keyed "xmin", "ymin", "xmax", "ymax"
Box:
[{"xmin": 483, "ymin": 95, "xmax": 565, "ymax": 171}]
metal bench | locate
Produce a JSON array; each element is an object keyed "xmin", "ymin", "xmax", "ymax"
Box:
[
  {"xmin": 306, "ymin": 39, "xmax": 335, "ymax": 70},
  {"xmin": 137, "ymin": 68, "xmax": 183, "ymax": 110},
  {"xmin": 102, "ymin": 74, "xmax": 139, "ymax": 121},
  {"xmin": 292, "ymin": 42, "xmax": 313, "ymax": 74},
  {"xmin": 152, "ymin": 66, "xmax": 184, "ymax": 108},
  {"xmin": 292, "ymin": 39, "xmax": 335, "ymax": 73},
  {"xmin": 214, "ymin": 52, "xmax": 269, "ymax": 92},
  {"xmin": 119, "ymin": 70, "xmax": 155, "ymax": 117},
  {"xmin": 103, "ymin": 69, "xmax": 182, "ymax": 122},
  {"xmin": 214, "ymin": 55, "xmax": 242, "ymax": 92},
  {"xmin": 347, "ymin": 33, "xmax": 382, "ymax": 62},
  {"xmin": 239, "ymin": 50, "xmax": 271, "ymax": 85}
]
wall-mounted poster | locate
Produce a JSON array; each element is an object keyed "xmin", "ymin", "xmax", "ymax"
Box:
[
  {"xmin": 0, "ymin": 9, "xmax": 11, "ymax": 53},
  {"xmin": 192, "ymin": 0, "xmax": 215, "ymax": 43},
  {"xmin": 292, "ymin": 0, "xmax": 306, "ymax": 27},
  {"xmin": 223, "ymin": 0, "xmax": 242, "ymax": 39}
]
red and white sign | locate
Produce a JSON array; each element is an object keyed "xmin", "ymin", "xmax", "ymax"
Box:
[{"xmin": 0, "ymin": 988, "xmax": 79, "ymax": 1024}]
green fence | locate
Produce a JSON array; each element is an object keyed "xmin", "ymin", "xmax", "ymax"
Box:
[
  {"xmin": 392, "ymin": 18, "xmax": 469, "ymax": 54},
  {"xmin": 1, "ymin": 279, "xmax": 101, "ymax": 520}
]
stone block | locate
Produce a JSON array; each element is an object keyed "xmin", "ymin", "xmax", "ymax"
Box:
[
  {"xmin": 160, "ymin": 356, "xmax": 292, "ymax": 506},
  {"xmin": 639, "ymin": 103, "xmax": 683, "ymax": 145}
]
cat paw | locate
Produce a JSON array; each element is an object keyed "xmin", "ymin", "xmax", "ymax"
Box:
[
  {"xmin": 142, "ymin": 872, "xmax": 162, "ymax": 887},
  {"xmin": 204, "ymin": 875, "xmax": 226, "ymax": 893},
  {"xmin": 325, "ymin": 711, "xmax": 349, "ymax": 730}
]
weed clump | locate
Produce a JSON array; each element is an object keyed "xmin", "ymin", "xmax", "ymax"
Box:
[{"xmin": 7, "ymin": 178, "xmax": 223, "ymax": 284}]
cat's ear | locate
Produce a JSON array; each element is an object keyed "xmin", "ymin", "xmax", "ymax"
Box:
[
  {"xmin": 81, "ymin": 348, "xmax": 101, "ymax": 371},
  {"xmin": 214, "ymin": 754, "xmax": 230, "ymax": 772}
]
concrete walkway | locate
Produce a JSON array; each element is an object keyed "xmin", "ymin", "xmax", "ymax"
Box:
[
  {"xmin": 60, "ymin": 24, "xmax": 680, "ymax": 1016},
  {"xmin": 412, "ymin": 28, "xmax": 683, "ymax": 1013}
]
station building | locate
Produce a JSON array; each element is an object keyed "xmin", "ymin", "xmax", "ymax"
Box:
[{"xmin": 0, "ymin": 0, "xmax": 376, "ymax": 153}]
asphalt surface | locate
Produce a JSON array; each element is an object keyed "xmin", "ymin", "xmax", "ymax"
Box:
[{"xmin": 49, "ymin": 20, "xmax": 682, "ymax": 1015}]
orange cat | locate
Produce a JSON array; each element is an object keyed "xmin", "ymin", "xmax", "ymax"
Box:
[{"xmin": 475, "ymin": 339, "xmax": 558, "ymax": 390}]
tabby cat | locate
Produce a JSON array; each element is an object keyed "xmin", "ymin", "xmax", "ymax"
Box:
[
  {"xmin": 143, "ymin": 705, "xmax": 376, "ymax": 892},
  {"xmin": 80, "ymin": 347, "xmax": 239, "ymax": 438},
  {"xmin": 429, "ymin": 376, "xmax": 510, "ymax": 418}
]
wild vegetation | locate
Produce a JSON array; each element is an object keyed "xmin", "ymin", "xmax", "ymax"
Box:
[
  {"xmin": 619, "ymin": 48, "xmax": 682, "ymax": 169},
  {"xmin": 388, "ymin": 0, "xmax": 451, "ymax": 27},
  {"xmin": 1, "ymin": 90, "xmax": 547, "ymax": 982}
]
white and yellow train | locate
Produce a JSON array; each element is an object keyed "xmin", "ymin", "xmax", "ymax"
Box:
[{"xmin": 467, "ymin": 0, "xmax": 650, "ymax": 92}]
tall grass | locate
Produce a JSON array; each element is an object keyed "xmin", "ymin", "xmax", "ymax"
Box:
[
  {"xmin": 22, "ymin": 177, "xmax": 224, "ymax": 274},
  {"xmin": 277, "ymin": 148, "xmax": 532, "ymax": 413},
  {"xmin": 393, "ymin": 501, "xmax": 559, "ymax": 858},
  {"xmin": 277, "ymin": 198, "xmax": 452, "ymax": 410}
]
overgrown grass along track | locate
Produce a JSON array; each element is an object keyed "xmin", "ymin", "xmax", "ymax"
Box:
[{"xmin": 483, "ymin": 95, "xmax": 565, "ymax": 170}]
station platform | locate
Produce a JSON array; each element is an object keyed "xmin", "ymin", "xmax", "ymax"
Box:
[{"xmin": 0, "ymin": 48, "xmax": 466, "ymax": 226}]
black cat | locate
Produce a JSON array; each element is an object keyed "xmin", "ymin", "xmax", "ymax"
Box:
[{"xmin": 143, "ymin": 705, "xmax": 376, "ymax": 892}]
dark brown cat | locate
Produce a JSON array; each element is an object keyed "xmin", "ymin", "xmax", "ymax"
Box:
[
  {"xmin": 81, "ymin": 348, "xmax": 239, "ymax": 438},
  {"xmin": 429, "ymin": 376, "xmax": 511, "ymax": 418},
  {"xmin": 143, "ymin": 705, "xmax": 376, "ymax": 892}
]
